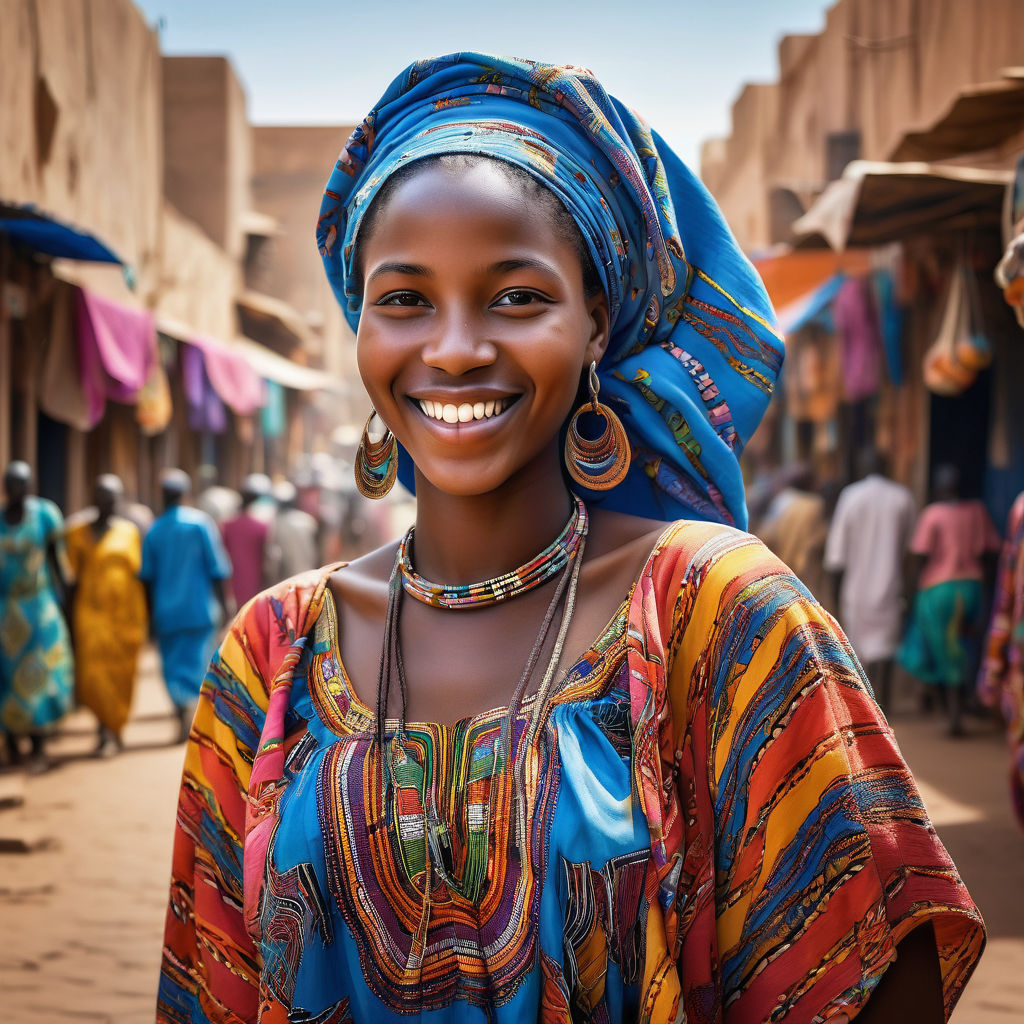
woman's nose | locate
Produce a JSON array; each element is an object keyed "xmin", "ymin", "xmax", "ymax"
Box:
[{"xmin": 420, "ymin": 314, "xmax": 497, "ymax": 375}]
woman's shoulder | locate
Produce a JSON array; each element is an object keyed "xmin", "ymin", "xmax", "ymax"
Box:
[
  {"xmin": 625, "ymin": 514, "xmax": 815, "ymax": 646},
  {"xmin": 229, "ymin": 563, "xmax": 346, "ymax": 675},
  {"xmin": 642, "ymin": 516, "xmax": 784, "ymax": 587}
]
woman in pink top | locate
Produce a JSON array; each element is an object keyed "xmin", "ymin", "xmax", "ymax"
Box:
[{"xmin": 899, "ymin": 464, "xmax": 1001, "ymax": 734}]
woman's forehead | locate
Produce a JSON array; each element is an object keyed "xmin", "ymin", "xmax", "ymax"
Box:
[{"xmin": 362, "ymin": 163, "xmax": 571, "ymax": 259}]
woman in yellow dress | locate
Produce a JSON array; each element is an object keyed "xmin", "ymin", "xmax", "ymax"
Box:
[{"xmin": 66, "ymin": 474, "xmax": 148, "ymax": 756}]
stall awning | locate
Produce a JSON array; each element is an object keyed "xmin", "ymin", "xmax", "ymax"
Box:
[
  {"xmin": 236, "ymin": 289, "xmax": 310, "ymax": 349},
  {"xmin": 753, "ymin": 247, "xmax": 871, "ymax": 311},
  {"xmin": 0, "ymin": 203, "xmax": 123, "ymax": 264},
  {"xmin": 889, "ymin": 77, "xmax": 1024, "ymax": 163},
  {"xmin": 234, "ymin": 336, "xmax": 347, "ymax": 393},
  {"xmin": 792, "ymin": 161, "xmax": 1012, "ymax": 251}
]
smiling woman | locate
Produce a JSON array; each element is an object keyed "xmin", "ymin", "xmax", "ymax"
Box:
[{"xmin": 156, "ymin": 54, "xmax": 984, "ymax": 1024}]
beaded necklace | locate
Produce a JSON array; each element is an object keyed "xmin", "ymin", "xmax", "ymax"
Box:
[
  {"xmin": 399, "ymin": 496, "xmax": 587, "ymax": 609},
  {"xmin": 375, "ymin": 513, "xmax": 588, "ymax": 894}
]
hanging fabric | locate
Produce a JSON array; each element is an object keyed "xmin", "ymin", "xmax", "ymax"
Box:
[
  {"xmin": 181, "ymin": 343, "xmax": 228, "ymax": 433},
  {"xmin": 35, "ymin": 280, "xmax": 92, "ymax": 431},
  {"xmin": 74, "ymin": 287, "xmax": 157, "ymax": 427}
]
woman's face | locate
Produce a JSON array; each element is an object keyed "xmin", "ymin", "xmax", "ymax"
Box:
[{"xmin": 356, "ymin": 160, "xmax": 609, "ymax": 500}]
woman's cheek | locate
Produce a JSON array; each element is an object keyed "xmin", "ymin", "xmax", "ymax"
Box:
[{"xmin": 356, "ymin": 325, "xmax": 404, "ymax": 410}]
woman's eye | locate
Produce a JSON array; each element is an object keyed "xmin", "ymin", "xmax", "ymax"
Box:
[
  {"xmin": 376, "ymin": 291, "xmax": 427, "ymax": 307},
  {"xmin": 493, "ymin": 290, "xmax": 544, "ymax": 307}
]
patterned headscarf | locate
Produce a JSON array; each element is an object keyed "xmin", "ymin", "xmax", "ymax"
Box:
[{"xmin": 317, "ymin": 53, "xmax": 783, "ymax": 528}]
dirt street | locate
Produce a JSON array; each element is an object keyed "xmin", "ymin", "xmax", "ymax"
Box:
[{"xmin": 0, "ymin": 654, "xmax": 1021, "ymax": 1023}]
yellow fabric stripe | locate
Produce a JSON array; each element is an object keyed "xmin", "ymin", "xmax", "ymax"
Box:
[
  {"xmin": 694, "ymin": 267, "xmax": 784, "ymax": 343},
  {"xmin": 716, "ymin": 748, "xmax": 845, "ymax": 950}
]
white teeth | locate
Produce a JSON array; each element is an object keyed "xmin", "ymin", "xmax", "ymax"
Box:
[{"xmin": 417, "ymin": 397, "xmax": 513, "ymax": 423}]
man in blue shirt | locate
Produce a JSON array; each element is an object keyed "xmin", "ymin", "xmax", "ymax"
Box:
[{"xmin": 140, "ymin": 469, "xmax": 231, "ymax": 742}]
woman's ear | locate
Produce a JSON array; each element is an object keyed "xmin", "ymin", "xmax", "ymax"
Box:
[{"xmin": 584, "ymin": 290, "xmax": 611, "ymax": 366}]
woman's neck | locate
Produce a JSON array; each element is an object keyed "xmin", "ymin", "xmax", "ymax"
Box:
[{"xmin": 410, "ymin": 454, "xmax": 575, "ymax": 585}]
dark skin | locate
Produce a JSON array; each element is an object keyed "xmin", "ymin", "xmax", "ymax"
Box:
[{"xmin": 329, "ymin": 162, "xmax": 945, "ymax": 1019}]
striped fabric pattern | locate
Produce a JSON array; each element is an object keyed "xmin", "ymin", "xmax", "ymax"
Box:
[{"xmin": 157, "ymin": 523, "xmax": 983, "ymax": 1023}]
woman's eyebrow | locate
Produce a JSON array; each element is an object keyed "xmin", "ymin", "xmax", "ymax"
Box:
[
  {"xmin": 367, "ymin": 261, "xmax": 432, "ymax": 282},
  {"xmin": 489, "ymin": 257, "xmax": 557, "ymax": 276}
]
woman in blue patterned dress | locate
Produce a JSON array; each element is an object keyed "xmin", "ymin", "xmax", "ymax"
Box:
[{"xmin": 0, "ymin": 460, "xmax": 74, "ymax": 772}]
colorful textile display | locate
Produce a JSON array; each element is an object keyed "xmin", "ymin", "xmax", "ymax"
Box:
[
  {"xmin": 0, "ymin": 497, "xmax": 74, "ymax": 732},
  {"xmin": 181, "ymin": 344, "xmax": 229, "ymax": 434},
  {"xmin": 66, "ymin": 517, "xmax": 147, "ymax": 735},
  {"xmin": 978, "ymin": 491, "xmax": 1024, "ymax": 828},
  {"xmin": 832, "ymin": 275, "xmax": 883, "ymax": 402},
  {"xmin": 317, "ymin": 54, "xmax": 783, "ymax": 530},
  {"xmin": 158, "ymin": 525, "xmax": 983, "ymax": 1023},
  {"xmin": 75, "ymin": 288, "xmax": 157, "ymax": 428},
  {"xmin": 183, "ymin": 336, "xmax": 266, "ymax": 418}
]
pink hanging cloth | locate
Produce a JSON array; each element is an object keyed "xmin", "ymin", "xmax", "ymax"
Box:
[
  {"xmin": 184, "ymin": 335, "xmax": 265, "ymax": 417},
  {"xmin": 75, "ymin": 287, "xmax": 157, "ymax": 427}
]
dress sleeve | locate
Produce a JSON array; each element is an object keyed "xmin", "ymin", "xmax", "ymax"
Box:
[
  {"xmin": 157, "ymin": 610, "xmax": 269, "ymax": 1023},
  {"xmin": 636, "ymin": 526, "xmax": 985, "ymax": 1023}
]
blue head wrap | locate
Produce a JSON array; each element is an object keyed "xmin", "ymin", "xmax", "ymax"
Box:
[{"xmin": 317, "ymin": 53, "xmax": 783, "ymax": 528}]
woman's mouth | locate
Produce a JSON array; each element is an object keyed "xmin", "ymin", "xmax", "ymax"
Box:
[{"xmin": 414, "ymin": 396, "xmax": 519, "ymax": 425}]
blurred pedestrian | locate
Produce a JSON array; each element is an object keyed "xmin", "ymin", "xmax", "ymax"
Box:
[
  {"xmin": 758, "ymin": 463, "xmax": 829, "ymax": 600},
  {"xmin": 265, "ymin": 480, "xmax": 320, "ymax": 582},
  {"xmin": 0, "ymin": 460, "xmax": 74, "ymax": 773},
  {"xmin": 65, "ymin": 474, "xmax": 148, "ymax": 757},
  {"xmin": 195, "ymin": 463, "xmax": 240, "ymax": 526},
  {"xmin": 977, "ymin": 489, "xmax": 1024, "ymax": 829},
  {"xmin": 221, "ymin": 473, "xmax": 271, "ymax": 609},
  {"xmin": 119, "ymin": 495, "xmax": 155, "ymax": 538},
  {"xmin": 824, "ymin": 448, "xmax": 916, "ymax": 712},
  {"xmin": 140, "ymin": 469, "xmax": 231, "ymax": 742},
  {"xmin": 899, "ymin": 464, "xmax": 1001, "ymax": 735}
]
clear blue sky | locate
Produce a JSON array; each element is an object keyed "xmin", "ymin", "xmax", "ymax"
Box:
[{"xmin": 134, "ymin": 0, "xmax": 833, "ymax": 171}]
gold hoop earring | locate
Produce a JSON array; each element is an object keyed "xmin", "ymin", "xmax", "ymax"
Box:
[
  {"xmin": 564, "ymin": 362, "xmax": 630, "ymax": 491},
  {"xmin": 354, "ymin": 411, "xmax": 397, "ymax": 499}
]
